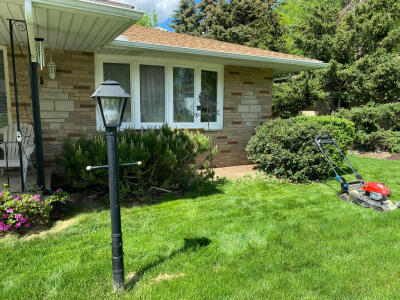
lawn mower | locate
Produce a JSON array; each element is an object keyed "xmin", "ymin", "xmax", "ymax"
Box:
[{"xmin": 314, "ymin": 133, "xmax": 399, "ymax": 212}]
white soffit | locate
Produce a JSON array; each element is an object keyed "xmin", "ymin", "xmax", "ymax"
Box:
[{"xmin": 0, "ymin": 0, "xmax": 143, "ymax": 52}]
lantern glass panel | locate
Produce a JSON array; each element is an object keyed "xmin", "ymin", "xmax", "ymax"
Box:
[{"xmin": 100, "ymin": 97, "xmax": 125, "ymax": 126}]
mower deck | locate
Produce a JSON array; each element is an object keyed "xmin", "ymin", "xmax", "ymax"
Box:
[{"xmin": 338, "ymin": 182, "xmax": 400, "ymax": 212}]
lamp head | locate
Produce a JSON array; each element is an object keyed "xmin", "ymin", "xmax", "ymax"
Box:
[{"xmin": 91, "ymin": 80, "xmax": 130, "ymax": 128}]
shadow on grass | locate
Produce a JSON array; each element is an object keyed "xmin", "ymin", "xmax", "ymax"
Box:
[
  {"xmin": 156, "ymin": 178, "xmax": 227, "ymax": 205},
  {"xmin": 125, "ymin": 237, "xmax": 211, "ymax": 290},
  {"xmin": 60, "ymin": 178, "xmax": 227, "ymax": 220}
]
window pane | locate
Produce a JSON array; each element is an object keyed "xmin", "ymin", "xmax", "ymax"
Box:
[
  {"xmin": 200, "ymin": 70, "xmax": 218, "ymax": 122},
  {"xmin": 173, "ymin": 67, "xmax": 194, "ymax": 123},
  {"xmin": 0, "ymin": 50, "xmax": 8, "ymax": 128},
  {"xmin": 103, "ymin": 63, "xmax": 131, "ymax": 122},
  {"xmin": 140, "ymin": 65, "xmax": 165, "ymax": 123}
]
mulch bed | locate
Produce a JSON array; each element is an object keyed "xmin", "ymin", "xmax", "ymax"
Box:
[
  {"xmin": 349, "ymin": 150, "xmax": 400, "ymax": 160},
  {"xmin": 214, "ymin": 152, "xmax": 400, "ymax": 180},
  {"xmin": 213, "ymin": 164, "xmax": 257, "ymax": 179}
]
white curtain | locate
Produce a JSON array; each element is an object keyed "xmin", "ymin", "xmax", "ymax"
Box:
[{"xmin": 140, "ymin": 65, "xmax": 165, "ymax": 123}]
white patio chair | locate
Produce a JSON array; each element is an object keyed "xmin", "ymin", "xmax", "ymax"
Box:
[{"xmin": 0, "ymin": 123, "xmax": 35, "ymax": 183}]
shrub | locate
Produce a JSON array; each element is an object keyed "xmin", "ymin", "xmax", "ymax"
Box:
[
  {"xmin": 354, "ymin": 130, "xmax": 400, "ymax": 153},
  {"xmin": 60, "ymin": 126, "xmax": 214, "ymax": 200},
  {"xmin": 335, "ymin": 103, "xmax": 400, "ymax": 133},
  {"xmin": 0, "ymin": 187, "xmax": 69, "ymax": 234},
  {"xmin": 246, "ymin": 116, "xmax": 355, "ymax": 182},
  {"xmin": 335, "ymin": 103, "xmax": 400, "ymax": 152}
]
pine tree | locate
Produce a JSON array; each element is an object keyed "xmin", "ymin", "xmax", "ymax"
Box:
[
  {"xmin": 170, "ymin": 0, "xmax": 284, "ymax": 51},
  {"xmin": 197, "ymin": 0, "xmax": 219, "ymax": 36},
  {"xmin": 274, "ymin": 0, "xmax": 400, "ymax": 116},
  {"xmin": 170, "ymin": 0, "xmax": 200, "ymax": 34}
]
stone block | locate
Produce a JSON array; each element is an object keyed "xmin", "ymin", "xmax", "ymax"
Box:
[
  {"xmin": 40, "ymin": 100, "xmax": 54, "ymax": 111},
  {"xmin": 240, "ymin": 113, "xmax": 258, "ymax": 119},
  {"xmin": 250, "ymin": 105, "xmax": 261, "ymax": 113},
  {"xmin": 55, "ymin": 101, "xmax": 75, "ymax": 112},
  {"xmin": 241, "ymin": 99, "xmax": 259, "ymax": 105},
  {"xmin": 46, "ymin": 80, "xmax": 59, "ymax": 88},
  {"xmin": 40, "ymin": 91, "xmax": 68, "ymax": 100},
  {"xmin": 41, "ymin": 111, "xmax": 69, "ymax": 119},
  {"xmin": 49, "ymin": 123, "xmax": 61, "ymax": 130},
  {"xmin": 238, "ymin": 105, "xmax": 250, "ymax": 113}
]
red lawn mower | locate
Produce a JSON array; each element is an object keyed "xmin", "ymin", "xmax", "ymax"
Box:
[{"xmin": 314, "ymin": 133, "xmax": 399, "ymax": 211}]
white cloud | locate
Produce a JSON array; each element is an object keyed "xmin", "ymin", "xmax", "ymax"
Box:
[{"xmin": 115, "ymin": 0, "xmax": 179, "ymax": 22}]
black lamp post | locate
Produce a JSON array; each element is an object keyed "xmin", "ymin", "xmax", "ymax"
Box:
[{"xmin": 91, "ymin": 80, "xmax": 130, "ymax": 291}]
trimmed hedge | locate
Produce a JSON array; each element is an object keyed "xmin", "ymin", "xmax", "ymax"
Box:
[
  {"xmin": 60, "ymin": 126, "xmax": 214, "ymax": 201},
  {"xmin": 335, "ymin": 103, "xmax": 400, "ymax": 152},
  {"xmin": 246, "ymin": 116, "xmax": 355, "ymax": 182}
]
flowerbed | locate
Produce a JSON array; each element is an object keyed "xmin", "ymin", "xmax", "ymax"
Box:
[{"xmin": 0, "ymin": 187, "xmax": 69, "ymax": 235}]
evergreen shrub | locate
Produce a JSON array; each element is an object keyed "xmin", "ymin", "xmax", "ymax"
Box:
[
  {"xmin": 246, "ymin": 116, "xmax": 355, "ymax": 182},
  {"xmin": 60, "ymin": 126, "xmax": 215, "ymax": 201},
  {"xmin": 335, "ymin": 103, "xmax": 400, "ymax": 153}
]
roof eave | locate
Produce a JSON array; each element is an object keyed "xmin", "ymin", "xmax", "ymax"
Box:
[
  {"xmin": 107, "ymin": 39, "xmax": 329, "ymax": 70},
  {"xmin": 32, "ymin": 0, "xmax": 143, "ymax": 20}
]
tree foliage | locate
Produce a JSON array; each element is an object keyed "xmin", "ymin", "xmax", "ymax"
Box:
[
  {"xmin": 273, "ymin": 0, "xmax": 400, "ymax": 117},
  {"xmin": 171, "ymin": 0, "xmax": 285, "ymax": 51},
  {"xmin": 137, "ymin": 9, "xmax": 159, "ymax": 28},
  {"xmin": 171, "ymin": 0, "xmax": 200, "ymax": 33}
]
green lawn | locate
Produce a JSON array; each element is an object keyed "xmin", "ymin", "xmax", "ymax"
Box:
[{"xmin": 2, "ymin": 156, "xmax": 400, "ymax": 299}]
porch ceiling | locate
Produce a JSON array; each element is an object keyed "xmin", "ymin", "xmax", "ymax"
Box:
[{"xmin": 0, "ymin": 0, "xmax": 142, "ymax": 52}]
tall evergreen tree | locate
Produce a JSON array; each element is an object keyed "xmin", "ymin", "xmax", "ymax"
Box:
[
  {"xmin": 170, "ymin": 0, "xmax": 200, "ymax": 34},
  {"xmin": 273, "ymin": 0, "xmax": 400, "ymax": 116},
  {"xmin": 170, "ymin": 0, "xmax": 285, "ymax": 51},
  {"xmin": 197, "ymin": 0, "xmax": 219, "ymax": 35}
]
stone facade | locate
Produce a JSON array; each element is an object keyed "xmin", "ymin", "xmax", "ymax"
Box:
[
  {"xmin": 7, "ymin": 48, "xmax": 96, "ymax": 169},
  {"xmin": 7, "ymin": 49, "xmax": 272, "ymax": 169},
  {"xmin": 207, "ymin": 66, "xmax": 273, "ymax": 167}
]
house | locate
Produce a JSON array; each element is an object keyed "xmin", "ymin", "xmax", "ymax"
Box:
[{"xmin": 0, "ymin": 0, "xmax": 328, "ymax": 173}]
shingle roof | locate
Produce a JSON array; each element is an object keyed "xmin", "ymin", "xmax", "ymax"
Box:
[{"xmin": 122, "ymin": 25, "xmax": 322, "ymax": 63}]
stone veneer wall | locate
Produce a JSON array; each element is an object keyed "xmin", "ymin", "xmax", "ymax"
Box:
[
  {"xmin": 7, "ymin": 50, "xmax": 272, "ymax": 169},
  {"xmin": 7, "ymin": 48, "xmax": 96, "ymax": 169},
  {"xmin": 206, "ymin": 65, "xmax": 273, "ymax": 167}
]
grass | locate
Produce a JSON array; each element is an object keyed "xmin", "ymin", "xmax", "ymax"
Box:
[{"xmin": 2, "ymin": 155, "xmax": 400, "ymax": 299}]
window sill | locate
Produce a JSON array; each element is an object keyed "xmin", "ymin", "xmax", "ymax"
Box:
[{"xmin": 97, "ymin": 123, "xmax": 223, "ymax": 131}]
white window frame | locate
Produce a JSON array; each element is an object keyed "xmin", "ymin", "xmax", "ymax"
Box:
[
  {"xmin": 0, "ymin": 45, "xmax": 12, "ymax": 125},
  {"xmin": 95, "ymin": 54, "xmax": 224, "ymax": 130}
]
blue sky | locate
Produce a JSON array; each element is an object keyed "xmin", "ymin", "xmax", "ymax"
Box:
[
  {"xmin": 116, "ymin": 0, "xmax": 206, "ymax": 31},
  {"xmin": 115, "ymin": 0, "xmax": 184, "ymax": 31}
]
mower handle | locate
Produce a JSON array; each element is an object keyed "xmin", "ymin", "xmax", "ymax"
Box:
[{"xmin": 314, "ymin": 132, "xmax": 363, "ymax": 182}]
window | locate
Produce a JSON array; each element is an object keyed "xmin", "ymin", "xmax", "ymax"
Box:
[
  {"xmin": 173, "ymin": 67, "xmax": 194, "ymax": 123},
  {"xmin": 103, "ymin": 63, "xmax": 131, "ymax": 122},
  {"xmin": 140, "ymin": 65, "xmax": 165, "ymax": 123},
  {"xmin": 0, "ymin": 46, "xmax": 11, "ymax": 128},
  {"xmin": 200, "ymin": 70, "xmax": 218, "ymax": 123},
  {"xmin": 95, "ymin": 55, "xmax": 223, "ymax": 130}
]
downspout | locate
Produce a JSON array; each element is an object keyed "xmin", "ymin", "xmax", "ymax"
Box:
[{"xmin": 25, "ymin": 0, "xmax": 46, "ymax": 189}]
